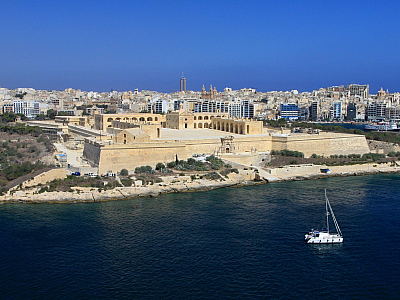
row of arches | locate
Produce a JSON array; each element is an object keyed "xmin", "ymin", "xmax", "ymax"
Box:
[
  {"xmin": 193, "ymin": 115, "xmax": 227, "ymax": 121},
  {"xmin": 106, "ymin": 116, "xmax": 159, "ymax": 123},
  {"xmin": 193, "ymin": 123, "xmax": 211, "ymax": 129},
  {"xmin": 212, "ymin": 122, "xmax": 250, "ymax": 135}
]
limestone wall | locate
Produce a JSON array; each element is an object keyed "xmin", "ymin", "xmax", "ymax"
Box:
[
  {"xmin": 96, "ymin": 142, "xmax": 187, "ymax": 174},
  {"xmin": 83, "ymin": 140, "xmax": 102, "ymax": 166},
  {"xmin": 84, "ymin": 130, "xmax": 371, "ymax": 174},
  {"xmin": 15, "ymin": 168, "xmax": 67, "ymax": 190},
  {"xmin": 272, "ymin": 132, "xmax": 370, "ymax": 157},
  {"xmin": 265, "ymin": 164, "xmax": 321, "ymax": 176},
  {"xmin": 93, "ymin": 135, "xmax": 273, "ymax": 174},
  {"xmin": 219, "ymin": 153, "xmax": 268, "ymax": 166}
]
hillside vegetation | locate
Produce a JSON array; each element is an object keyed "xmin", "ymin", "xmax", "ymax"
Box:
[{"xmin": 0, "ymin": 123, "xmax": 55, "ymax": 193}]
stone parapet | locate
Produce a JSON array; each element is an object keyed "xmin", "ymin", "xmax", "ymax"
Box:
[{"xmin": 10, "ymin": 168, "xmax": 67, "ymax": 191}]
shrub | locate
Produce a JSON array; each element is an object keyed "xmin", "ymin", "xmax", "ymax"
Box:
[
  {"xmin": 362, "ymin": 153, "xmax": 386, "ymax": 161},
  {"xmin": 120, "ymin": 168, "xmax": 128, "ymax": 176},
  {"xmin": 134, "ymin": 165, "xmax": 153, "ymax": 173},
  {"xmin": 167, "ymin": 161, "xmax": 176, "ymax": 168},
  {"xmin": 155, "ymin": 163, "xmax": 165, "ymax": 170},
  {"xmin": 121, "ymin": 179, "xmax": 132, "ymax": 187}
]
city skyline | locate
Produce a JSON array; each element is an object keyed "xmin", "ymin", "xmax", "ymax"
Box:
[{"xmin": 1, "ymin": 1, "xmax": 399, "ymax": 93}]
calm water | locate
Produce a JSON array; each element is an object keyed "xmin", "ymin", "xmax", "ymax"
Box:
[
  {"xmin": 1, "ymin": 174, "xmax": 399, "ymax": 299},
  {"xmin": 318, "ymin": 122, "xmax": 367, "ymax": 131}
]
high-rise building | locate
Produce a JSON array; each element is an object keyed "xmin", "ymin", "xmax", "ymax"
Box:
[
  {"xmin": 241, "ymin": 100, "xmax": 254, "ymax": 119},
  {"xmin": 366, "ymin": 101, "xmax": 387, "ymax": 121},
  {"xmin": 280, "ymin": 103, "xmax": 298, "ymax": 120},
  {"xmin": 13, "ymin": 100, "xmax": 40, "ymax": 118},
  {"xmin": 180, "ymin": 74, "xmax": 186, "ymax": 92},
  {"xmin": 332, "ymin": 102, "xmax": 342, "ymax": 120},
  {"xmin": 346, "ymin": 84, "xmax": 369, "ymax": 99},
  {"xmin": 346, "ymin": 102, "xmax": 357, "ymax": 120},
  {"xmin": 309, "ymin": 101, "xmax": 319, "ymax": 121}
]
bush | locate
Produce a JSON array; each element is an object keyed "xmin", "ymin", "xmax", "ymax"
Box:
[
  {"xmin": 362, "ymin": 153, "xmax": 386, "ymax": 161},
  {"xmin": 155, "ymin": 163, "xmax": 165, "ymax": 170},
  {"xmin": 120, "ymin": 168, "xmax": 128, "ymax": 176},
  {"xmin": 167, "ymin": 161, "xmax": 176, "ymax": 168},
  {"xmin": 203, "ymin": 172, "xmax": 223, "ymax": 181},
  {"xmin": 388, "ymin": 151, "xmax": 400, "ymax": 157},
  {"xmin": 121, "ymin": 179, "xmax": 132, "ymax": 186},
  {"xmin": 271, "ymin": 149, "xmax": 304, "ymax": 158},
  {"xmin": 135, "ymin": 165, "xmax": 153, "ymax": 173}
]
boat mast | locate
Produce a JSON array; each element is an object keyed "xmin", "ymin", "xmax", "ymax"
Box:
[
  {"xmin": 327, "ymin": 196, "xmax": 343, "ymax": 237},
  {"xmin": 325, "ymin": 189, "xmax": 329, "ymax": 233}
]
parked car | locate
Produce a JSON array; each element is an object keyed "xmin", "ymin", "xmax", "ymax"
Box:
[{"xmin": 71, "ymin": 171, "xmax": 81, "ymax": 176}]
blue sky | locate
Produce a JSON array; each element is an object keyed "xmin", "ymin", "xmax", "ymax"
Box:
[{"xmin": 1, "ymin": 0, "xmax": 399, "ymax": 93}]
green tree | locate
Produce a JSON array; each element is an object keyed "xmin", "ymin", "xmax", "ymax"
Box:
[
  {"xmin": 120, "ymin": 168, "xmax": 128, "ymax": 176},
  {"xmin": 46, "ymin": 109, "xmax": 57, "ymax": 119},
  {"xmin": 155, "ymin": 163, "xmax": 165, "ymax": 170}
]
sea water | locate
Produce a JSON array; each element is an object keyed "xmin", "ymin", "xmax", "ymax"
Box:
[{"xmin": 0, "ymin": 174, "xmax": 399, "ymax": 299}]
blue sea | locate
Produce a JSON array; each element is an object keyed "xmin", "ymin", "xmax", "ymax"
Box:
[
  {"xmin": 1, "ymin": 174, "xmax": 399, "ymax": 299},
  {"xmin": 318, "ymin": 122, "xmax": 367, "ymax": 131}
]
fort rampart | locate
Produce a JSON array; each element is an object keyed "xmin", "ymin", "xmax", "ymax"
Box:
[{"xmin": 83, "ymin": 130, "xmax": 370, "ymax": 174}]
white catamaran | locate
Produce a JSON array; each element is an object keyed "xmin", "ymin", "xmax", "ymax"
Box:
[{"xmin": 305, "ymin": 189, "xmax": 343, "ymax": 244}]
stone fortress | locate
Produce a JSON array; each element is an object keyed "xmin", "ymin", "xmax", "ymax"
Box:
[{"xmin": 79, "ymin": 110, "xmax": 370, "ymax": 175}]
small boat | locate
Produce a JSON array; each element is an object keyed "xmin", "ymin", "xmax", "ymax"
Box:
[
  {"xmin": 305, "ymin": 189, "xmax": 343, "ymax": 244},
  {"xmin": 364, "ymin": 122, "xmax": 399, "ymax": 131}
]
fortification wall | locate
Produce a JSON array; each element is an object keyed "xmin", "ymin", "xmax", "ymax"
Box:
[
  {"xmin": 16, "ymin": 168, "xmax": 67, "ymax": 190},
  {"xmin": 85, "ymin": 131, "xmax": 370, "ymax": 174},
  {"xmin": 83, "ymin": 141, "xmax": 102, "ymax": 166},
  {"xmin": 94, "ymin": 135, "xmax": 273, "ymax": 174},
  {"xmin": 265, "ymin": 164, "xmax": 321, "ymax": 176},
  {"xmin": 272, "ymin": 132, "xmax": 370, "ymax": 157},
  {"xmin": 96, "ymin": 142, "xmax": 187, "ymax": 174},
  {"xmin": 219, "ymin": 152, "xmax": 268, "ymax": 166}
]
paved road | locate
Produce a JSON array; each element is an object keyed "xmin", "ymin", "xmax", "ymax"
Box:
[{"xmin": 54, "ymin": 143, "xmax": 85, "ymax": 168}]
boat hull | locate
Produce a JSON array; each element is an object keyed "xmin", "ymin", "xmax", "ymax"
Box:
[
  {"xmin": 305, "ymin": 231, "xmax": 343, "ymax": 244},
  {"xmin": 305, "ymin": 236, "xmax": 343, "ymax": 244}
]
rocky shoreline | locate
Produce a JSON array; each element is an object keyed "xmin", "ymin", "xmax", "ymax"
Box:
[{"xmin": 1, "ymin": 162, "xmax": 399, "ymax": 204}]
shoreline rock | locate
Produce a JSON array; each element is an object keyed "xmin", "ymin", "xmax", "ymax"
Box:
[{"xmin": 1, "ymin": 164, "xmax": 399, "ymax": 204}]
